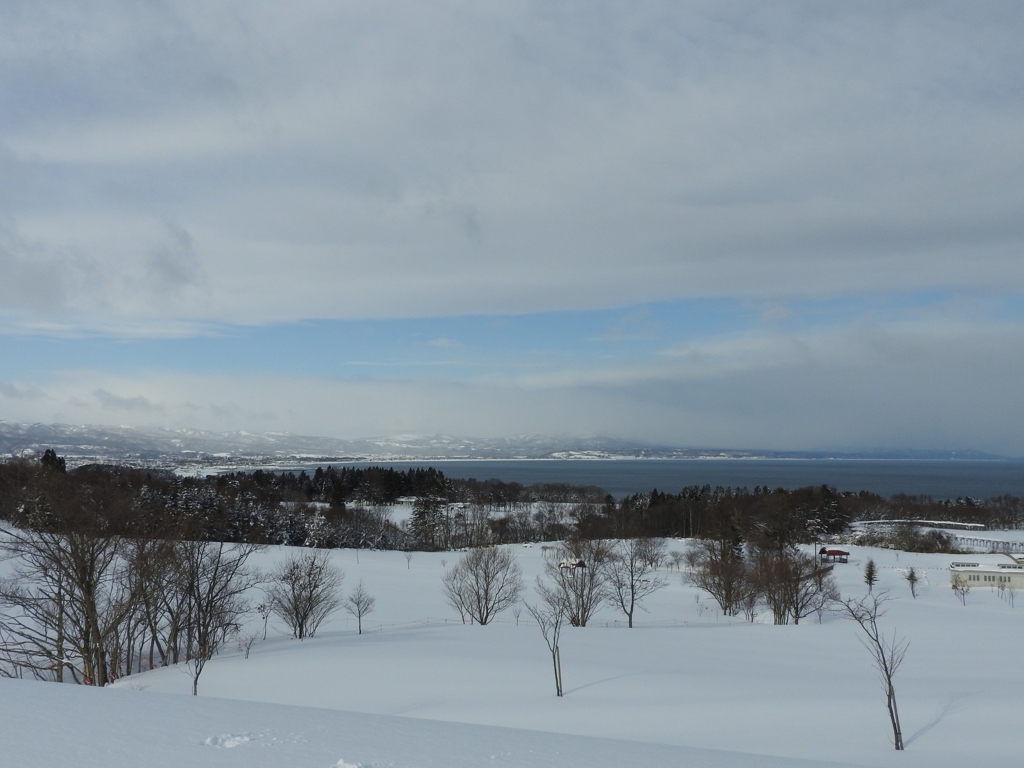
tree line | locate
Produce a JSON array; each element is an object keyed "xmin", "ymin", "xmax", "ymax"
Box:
[
  {"xmin": 4, "ymin": 455, "xmax": 1023, "ymax": 555},
  {"xmin": 585, "ymin": 484, "xmax": 1024, "ymax": 541}
]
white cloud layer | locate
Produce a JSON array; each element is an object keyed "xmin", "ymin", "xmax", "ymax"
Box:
[
  {"xmin": 2, "ymin": 2, "xmax": 1022, "ymax": 330},
  {"xmin": 4, "ymin": 317, "xmax": 1023, "ymax": 455},
  {"xmin": 2, "ymin": 2, "xmax": 1022, "ymax": 454}
]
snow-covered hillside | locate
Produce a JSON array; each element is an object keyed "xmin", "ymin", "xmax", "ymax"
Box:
[{"xmin": 3, "ymin": 540, "xmax": 1022, "ymax": 768}]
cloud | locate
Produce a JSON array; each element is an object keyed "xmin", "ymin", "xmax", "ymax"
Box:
[
  {"xmin": 0, "ymin": 3, "xmax": 1021, "ymax": 334},
  {"xmin": 427, "ymin": 337, "xmax": 462, "ymax": 348},
  {"xmin": 93, "ymin": 389, "xmax": 161, "ymax": 413},
  {"xmin": 0, "ymin": 381, "xmax": 43, "ymax": 401},
  {"xmin": 2, "ymin": 3, "xmax": 1022, "ymax": 456},
  {"xmin": 595, "ymin": 309, "xmax": 662, "ymax": 343},
  {"xmin": 761, "ymin": 304, "xmax": 793, "ymax": 324},
  {"xmin": 148, "ymin": 222, "xmax": 200, "ymax": 292},
  {"xmin": 3, "ymin": 313, "xmax": 1021, "ymax": 455},
  {"xmin": 0, "ymin": 221, "xmax": 81, "ymax": 312}
]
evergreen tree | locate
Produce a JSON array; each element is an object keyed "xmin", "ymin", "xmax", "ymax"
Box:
[
  {"xmin": 40, "ymin": 449, "xmax": 66, "ymax": 473},
  {"xmin": 864, "ymin": 558, "xmax": 878, "ymax": 593},
  {"xmin": 410, "ymin": 494, "xmax": 445, "ymax": 550}
]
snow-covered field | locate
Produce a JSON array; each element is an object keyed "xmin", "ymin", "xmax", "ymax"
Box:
[{"xmin": 3, "ymin": 539, "xmax": 1022, "ymax": 768}]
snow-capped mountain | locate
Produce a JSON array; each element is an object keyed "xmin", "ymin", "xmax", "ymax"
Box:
[
  {"xmin": 0, "ymin": 421, "xmax": 1005, "ymax": 466},
  {"xmin": 0, "ymin": 422, "xmax": 676, "ymax": 462}
]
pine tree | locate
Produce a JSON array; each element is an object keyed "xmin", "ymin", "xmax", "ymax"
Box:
[
  {"xmin": 864, "ymin": 558, "xmax": 878, "ymax": 593},
  {"xmin": 40, "ymin": 448, "xmax": 66, "ymax": 473},
  {"xmin": 410, "ymin": 494, "xmax": 445, "ymax": 550}
]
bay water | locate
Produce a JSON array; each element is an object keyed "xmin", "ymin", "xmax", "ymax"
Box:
[{"xmin": 296, "ymin": 459, "xmax": 1024, "ymax": 501}]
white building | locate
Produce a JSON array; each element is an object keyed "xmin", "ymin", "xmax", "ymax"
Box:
[{"xmin": 949, "ymin": 560, "xmax": 1024, "ymax": 589}]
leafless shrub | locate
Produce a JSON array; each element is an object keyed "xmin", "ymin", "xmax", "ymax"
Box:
[
  {"xmin": 539, "ymin": 538, "xmax": 612, "ymax": 627},
  {"xmin": 951, "ymin": 575, "xmax": 970, "ymax": 606},
  {"xmin": 343, "ymin": 580, "xmax": 376, "ymax": 634},
  {"xmin": 0, "ymin": 508, "xmax": 134, "ymax": 685},
  {"xmin": 839, "ymin": 592, "xmax": 908, "ymax": 750},
  {"xmin": 607, "ymin": 538, "xmax": 667, "ymax": 627},
  {"xmin": 685, "ymin": 539, "xmax": 752, "ymax": 617},
  {"xmin": 175, "ymin": 540, "xmax": 263, "ymax": 694},
  {"xmin": 904, "ymin": 567, "xmax": 919, "ymax": 599},
  {"xmin": 267, "ymin": 549, "xmax": 343, "ymax": 640},
  {"xmin": 442, "ymin": 547, "xmax": 524, "ymax": 625},
  {"xmin": 668, "ymin": 550, "xmax": 686, "ymax": 572},
  {"xmin": 750, "ymin": 548, "xmax": 838, "ymax": 625},
  {"xmin": 525, "ymin": 584, "xmax": 566, "ymax": 697}
]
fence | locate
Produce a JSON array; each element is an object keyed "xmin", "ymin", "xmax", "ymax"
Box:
[{"xmin": 951, "ymin": 536, "xmax": 1024, "ymax": 554}]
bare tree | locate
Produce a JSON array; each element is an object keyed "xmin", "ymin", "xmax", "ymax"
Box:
[
  {"xmin": 267, "ymin": 549, "xmax": 343, "ymax": 641},
  {"xmin": 748, "ymin": 547, "xmax": 837, "ymax": 625},
  {"xmin": 951, "ymin": 575, "xmax": 970, "ymax": 606},
  {"xmin": 117, "ymin": 534, "xmax": 187, "ymax": 676},
  {"xmin": 667, "ymin": 550, "xmax": 686, "ymax": 572},
  {"xmin": 0, "ymin": 569, "xmax": 72, "ymax": 682},
  {"xmin": 525, "ymin": 584, "xmax": 566, "ymax": 697},
  {"xmin": 534, "ymin": 501, "xmax": 568, "ymax": 541},
  {"xmin": 175, "ymin": 540, "xmax": 263, "ymax": 695},
  {"xmin": 685, "ymin": 538, "xmax": 751, "ymax": 617},
  {"xmin": 451, "ymin": 503, "xmax": 493, "ymax": 549},
  {"xmin": 442, "ymin": 547, "xmax": 524, "ymax": 625},
  {"xmin": 344, "ymin": 580, "xmax": 376, "ymax": 634},
  {"xmin": 540, "ymin": 538, "xmax": 612, "ymax": 627},
  {"xmin": 0, "ymin": 463, "xmax": 261, "ymax": 691},
  {"xmin": 904, "ymin": 567, "xmax": 919, "ymax": 599},
  {"xmin": 839, "ymin": 592, "xmax": 908, "ymax": 750},
  {"xmin": 236, "ymin": 630, "xmax": 258, "ymax": 659},
  {"xmin": 607, "ymin": 538, "xmax": 667, "ymax": 627},
  {"xmin": 0, "ymin": 482, "xmax": 135, "ymax": 686},
  {"xmin": 255, "ymin": 601, "xmax": 272, "ymax": 641},
  {"xmin": 752, "ymin": 549, "xmax": 794, "ymax": 625},
  {"xmin": 144, "ymin": 540, "xmax": 196, "ymax": 669},
  {"xmin": 0, "ymin": 460, "xmax": 210, "ymax": 683},
  {"xmin": 785, "ymin": 552, "xmax": 840, "ymax": 625},
  {"xmin": 738, "ymin": 581, "xmax": 760, "ymax": 622}
]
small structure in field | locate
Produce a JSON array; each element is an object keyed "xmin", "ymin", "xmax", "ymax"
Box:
[{"xmin": 819, "ymin": 547, "xmax": 850, "ymax": 564}]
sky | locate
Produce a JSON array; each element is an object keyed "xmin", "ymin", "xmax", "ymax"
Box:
[{"xmin": 2, "ymin": 1, "xmax": 1023, "ymax": 455}]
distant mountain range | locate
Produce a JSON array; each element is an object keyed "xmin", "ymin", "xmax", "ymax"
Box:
[{"xmin": 0, "ymin": 421, "xmax": 1009, "ymax": 468}]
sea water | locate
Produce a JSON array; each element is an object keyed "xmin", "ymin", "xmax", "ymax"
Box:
[{"xmin": 294, "ymin": 459, "xmax": 1024, "ymax": 500}]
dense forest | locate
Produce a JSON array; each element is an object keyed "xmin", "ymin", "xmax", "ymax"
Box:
[{"xmin": 1, "ymin": 452, "xmax": 1021, "ymax": 553}]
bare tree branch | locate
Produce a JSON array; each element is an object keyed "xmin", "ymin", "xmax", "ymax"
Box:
[
  {"xmin": 442, "ymin": 547, "xmax": 523, "ymax": 625},
  {"xmin": 343, "ymin": 580, "xmax": 376, "ymax": 635},
  {"xmin": 267, "ymin": 549, "xmax": 342, "ymax": 640},
  {"xmin": 839, "ymin": 591, "xmax": 908, "ymax": 751}
]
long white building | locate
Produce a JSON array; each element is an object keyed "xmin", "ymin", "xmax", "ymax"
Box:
[{"xmin": 949, "ymin": 559, "xmax": 1024, "ymax": 589}]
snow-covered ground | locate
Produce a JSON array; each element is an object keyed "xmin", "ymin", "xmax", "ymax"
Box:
[{"xmin": 3, "ymin": 538, "xmax": 1023, "ymax": 768}]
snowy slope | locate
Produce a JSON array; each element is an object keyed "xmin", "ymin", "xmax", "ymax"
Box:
[
  {"xmin": 1, "ymin": 677, "xmax": 852, "ymax": 768},
  {"xmin": 3, "ymin": 539, "xmax": 1023, "ymax": 767}
]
